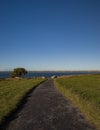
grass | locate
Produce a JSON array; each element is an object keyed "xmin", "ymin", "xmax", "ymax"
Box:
[
  {"xmin": 54, "ymin": 74, "xmax": 100, "ymax": 130},
  {"xmin": 0, "ymin": 78, "xmax": 45, "ymax": 125}
]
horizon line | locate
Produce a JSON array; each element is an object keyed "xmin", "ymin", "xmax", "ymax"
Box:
[{"xmin": 0, "ymin": 69, "xmax": 100, "ymax": 72}]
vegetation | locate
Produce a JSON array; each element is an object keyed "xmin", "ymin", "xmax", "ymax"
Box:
[
  {"xmin": 0, "ymin": 78, "xmax": 45, "ymax": 125},
  {"xmin": 10, "ymin": 68, "xmax": 27, "ymax": 78},
  {"xmin": 55, "ymin": 74, "xmax": 100, "ymax": 130}
]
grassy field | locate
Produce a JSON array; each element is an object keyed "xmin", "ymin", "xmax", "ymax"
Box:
[
  {"xmin": 54, "ymin": 74, "xmax": 100, "ymax": 130},
  {"xmin": 0, "ymin": 78, "xmax": 45, "ymax": 125}
]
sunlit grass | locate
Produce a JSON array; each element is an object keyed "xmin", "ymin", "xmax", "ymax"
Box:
[
  {"xmin": 0, "ymin": 78, "xmax": 45, "ymax": 125},
  {"xmin": 55, "ymin": 75, "xmax": 100, "ymax": 130}
]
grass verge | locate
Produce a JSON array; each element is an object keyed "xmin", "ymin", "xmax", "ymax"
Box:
[
  {"xmin": 0, "ymin": 78, "xmax": 45, "ymax": 125},
  {"xmin": 54, "ymin": 75, "xmax": 100, "ymax": 130}
]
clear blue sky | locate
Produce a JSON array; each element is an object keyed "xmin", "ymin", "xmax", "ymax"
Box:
[{"xmin": 0, "ymin": 0, "xmax": 100, "ymax": 71}]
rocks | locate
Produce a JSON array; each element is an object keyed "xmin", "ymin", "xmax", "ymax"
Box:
[{"xmin": 51, "ymin": 75, "xmax": 57, "ymax": 79}]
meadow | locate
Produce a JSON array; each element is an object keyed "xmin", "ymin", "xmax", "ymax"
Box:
[
  {"xmin": 0, "ymin": 78, "xmax": 45, "ymax": 125},
  {"xmin": 55, "ymin": 74, "xmax": 100, "ymax": 130}
]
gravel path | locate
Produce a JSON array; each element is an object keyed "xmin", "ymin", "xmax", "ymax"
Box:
[{"xmin": 4, "ymin": 79, "xmax": 96, "ymax": 130}]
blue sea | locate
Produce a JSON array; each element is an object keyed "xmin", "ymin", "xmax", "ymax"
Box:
[{"xmin": 0, "ymin": 71, "xmax": 100, "ymax": 78}]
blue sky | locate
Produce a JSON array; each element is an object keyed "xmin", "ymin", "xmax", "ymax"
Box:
[{"xmin": 0, "ymin": 0, "xmax": 100, "ymax": 71}]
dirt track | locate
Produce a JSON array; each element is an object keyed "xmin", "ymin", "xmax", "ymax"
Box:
[{"xmin": 3, "ymin": 79, "xmax": 96, "ymax": 130}]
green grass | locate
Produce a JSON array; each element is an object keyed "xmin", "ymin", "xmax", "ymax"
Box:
[
  {"xmin": 54, "ymin": 74, "xmax": 100, "ymax": 130},
  {"xmin": 0, "ymin": 78, "xmax": 45, "ymax": 125}
]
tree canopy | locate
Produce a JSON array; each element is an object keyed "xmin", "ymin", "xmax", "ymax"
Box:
[{"xmin": 10, "ymin": 68, "xmax": 27, "ymax": 78}]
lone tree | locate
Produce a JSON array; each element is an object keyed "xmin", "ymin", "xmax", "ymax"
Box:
[{"xmin": 11, "ymin": 68, "xmax": 27, "ymax": 78}]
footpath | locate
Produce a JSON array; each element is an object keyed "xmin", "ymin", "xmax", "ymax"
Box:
[{"xmin": 3, "ymin": 80, "xmax": 96, "ymax": 130}]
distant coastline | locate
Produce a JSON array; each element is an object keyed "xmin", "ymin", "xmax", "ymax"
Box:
[
  {"xmin": 0, "ymin": 70, "xmax": 100, "ymax": 72},
  {"xmin": 0, "ymin": 70, "xmax": 100, "ymax": 78}
]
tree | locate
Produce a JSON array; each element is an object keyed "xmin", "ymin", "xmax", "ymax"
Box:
[{"xmin": 10, "ymin": 68, "xmax": 27, "ymax": 78}]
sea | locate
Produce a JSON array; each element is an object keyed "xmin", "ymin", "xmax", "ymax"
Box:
[{"xmin": 0, "ymin": 71, "xmax": 100, "ymax": 78}]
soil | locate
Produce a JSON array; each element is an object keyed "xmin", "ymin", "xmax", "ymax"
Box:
[{"xmin": 2, "ymin": 79, "xmax": 96, "ymax": 130}]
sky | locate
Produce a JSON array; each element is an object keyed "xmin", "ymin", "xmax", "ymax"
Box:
[{"xmin": 0, "ymin": 0, "xmax": 100, "ymax": 71}]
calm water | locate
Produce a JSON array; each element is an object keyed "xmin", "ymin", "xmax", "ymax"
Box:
[{"xmin": 0, "ymin": 71, "xmax": 100, "ymax": 78}]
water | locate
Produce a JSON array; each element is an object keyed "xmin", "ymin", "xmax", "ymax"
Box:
[
  {"xmin": 0, "ymin": 71, "xmax": 11, "ymax": 78},
  {"xmin": 0, "ymin": 71, "xmax": 100, "ymax": 78}
]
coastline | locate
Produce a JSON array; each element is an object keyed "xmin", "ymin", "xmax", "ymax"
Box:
[{"xmin": 0, "ymin": 71, "xmax": 100, "ymax": 79}]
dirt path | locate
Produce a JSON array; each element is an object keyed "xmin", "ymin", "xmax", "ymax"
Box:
[{"xmin": 3, "ymin": 80, "xmax": 96, "ymax": 130}]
